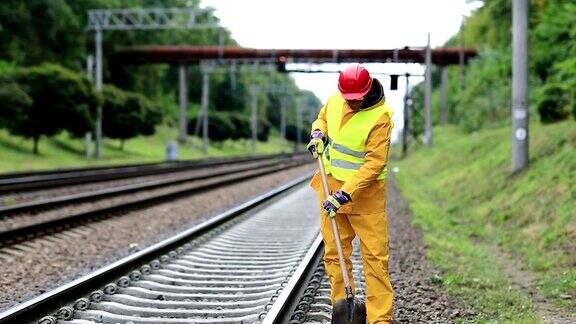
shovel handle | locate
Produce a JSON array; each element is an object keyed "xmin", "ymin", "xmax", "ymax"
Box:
[{"xmin": 316, "ymin": 157, "xmax": 353, "ymax": 296}]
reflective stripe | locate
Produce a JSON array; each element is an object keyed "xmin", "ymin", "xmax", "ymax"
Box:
[
  {"xmin": 331, "ymin": 159, "xmax": 363, "ymax": 170},
  {"xmin": 328, "ymin": 138, "xmax": 365, "ymax": 159},
  {"xmin": 331, "ymin": 143, "xmax": 365, "ymax": 158}
]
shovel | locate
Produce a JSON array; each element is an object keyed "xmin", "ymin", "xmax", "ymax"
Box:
[{"xmin": 316, "ymin": 154, "xmax": 367, "ymax": 324}]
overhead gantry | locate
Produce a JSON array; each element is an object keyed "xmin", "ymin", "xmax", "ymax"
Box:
[
  {"xmin": 113, "ymin": 46, "xmax": 476, "ymax": 65},
  {"xmin": 111, "ymin": 45, "xmax": 478, "ymax": 152}
]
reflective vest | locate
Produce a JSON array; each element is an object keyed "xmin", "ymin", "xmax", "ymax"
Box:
[{"xmin": 322, "ymin": 94, "xmax": 393, "ymax": 182}]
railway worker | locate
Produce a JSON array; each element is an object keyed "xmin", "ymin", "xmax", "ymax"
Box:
[{"xmin": 307, "ymin": 63, "xmax": 394, "ymax": 323}]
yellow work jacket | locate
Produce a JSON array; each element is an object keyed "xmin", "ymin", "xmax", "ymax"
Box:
[{"xmin": 310, "ymin": 93, "xmax": 393, "ymax": 214}]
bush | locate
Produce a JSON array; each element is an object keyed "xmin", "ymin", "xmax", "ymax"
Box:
[
  {"xmin": 0, "ymin": 60, "xmax": 17, "ymax": 74},
  {"xmin": 551, "ymin": 58, "xmax": 576, "ymax": 121},
  {"xmin": 257, "ymin": 118, "xmax": 271, "ymax": 142},
  {"xmin": 189, "ymin": 111, "xmax": 236, "ymax": 142},
  {"xmin": 188, "ymin": 112, "xmax": 266, "ymax": 142},
  {"xmin": 530, "ymin": 58, "xmax": 576, "ymax": 123},
  {"xmin": 209, "ymin": 112, "xmax": 236, "ymax": 142},
  {"xmin": 536, "ymin": 83, "xmax": 571, "ymax": 124},
  {"xmin": 229, "ymin": 114, "xmax": 251, "ymax": 140}
]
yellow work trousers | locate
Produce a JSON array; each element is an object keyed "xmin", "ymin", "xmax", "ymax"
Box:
[{"xmin": 320, "ymin": 211, "xmax": 394, "ymax": 323}]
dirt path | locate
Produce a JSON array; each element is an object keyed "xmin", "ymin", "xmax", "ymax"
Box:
[
  {"xmin": 387, "ymin": 177, "xmax": 473, "ymax": 322},
  {"xmin": 488, "ymin": 245, "xmax": 576, "ymax": 324}
]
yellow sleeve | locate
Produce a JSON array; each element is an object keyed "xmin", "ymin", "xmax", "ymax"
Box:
[
  {"xmin": 310, "ymin": 104, "xmax": 328, "ymax": 136},
  {"xmin": 340, "ymin": 113, "xmax": 392, "ymax": 197}
]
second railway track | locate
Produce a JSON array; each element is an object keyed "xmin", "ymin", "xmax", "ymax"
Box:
[
  {"xmin": 0, "ymin": 153, "xmax": 300, "ymax": 194},
  {"xmin": 0, "ymin": 155, "xmax": 312, "ymax": 247},
  {"xmin": 0, "ymin": 155, "xmax": 306, "ymax": 216}
]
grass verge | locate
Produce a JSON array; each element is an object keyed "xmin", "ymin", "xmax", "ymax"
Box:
[
  {"xmin": 0, "ymin": 126, "xmax": 296, "ymax": 173},
  {"xmin": 392, "ymin": 120, "xmax": 575, "ymax": 322}
]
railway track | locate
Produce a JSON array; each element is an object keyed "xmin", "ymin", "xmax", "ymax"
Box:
[
  {"xmin": 0, "ymin": 174, "xmax": 371, "ymax": 324},
  {"xmin": 0, "ymin": 155, "xmax": 311, "ymax": 247},
  {"xmin": 0, "ymin": 153, "xmax": 300, "ymax": 194},
  {"xmin": 0, "ymin": 155, "xmax": 305, "ymax": 217},
  {"xmin": 284, "ymin": 242, "xmax": 366, "ymax": 323},
  {"xmin": 0, "ymin": 175, "xmax": 324, "ymax": 323}
]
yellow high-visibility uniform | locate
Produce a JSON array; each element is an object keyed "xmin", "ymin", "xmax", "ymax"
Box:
[{"xmin": 310, "ymin": 93, "xmax": 394, "ymax": 323}]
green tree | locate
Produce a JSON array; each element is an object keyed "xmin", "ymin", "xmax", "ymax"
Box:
[
  {"xmin": 0, "ymin": 0, "xmax": 322, "ymax": 140},
  {"xmin": 138, "ymin": 95, "xmax": 163, "ymax": 136},
  {"xmin": 433, "ymin": 0, "xmax": 576, "ymax": 129},
  {"xmin": 102, "ymin": 85, "xmax": 162, "ymax": 149},
  {"xmin": 0, "ymin": 78, "xmax": 33, "ymax": 130},
  {"xmin": 532, "ymin": 1, "xmax": 576, "ymax": 81},
  {"xmin": 0, "ymin": 0, "xmax": 82, "ymax": 68},
  {"xmin": 10, "ymin": 64, "xmax": 98, "ymax": 154}
]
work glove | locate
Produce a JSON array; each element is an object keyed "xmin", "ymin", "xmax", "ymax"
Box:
[
  {"xmin": 306, "ymin": 130, "xmax": 327, "ymax": 159},
  {"xmin": 323, "ymin": 190, "xmax": 351, "ymax": 217}
]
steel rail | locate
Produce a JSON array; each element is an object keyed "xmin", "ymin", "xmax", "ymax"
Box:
[
  {"xmin": 284, "ymin": 240, "xmax": 367, "ymax": 323},
  {"xmin": 0, "ymin": 157, "xmax": 300, "ymax": 217},
  {"xmin": 0, "ymin": 159, "xmax": 311, "ymax": 247},
  {"xmin": 0, "ymin": 152, "xmax": 302, "ymax": 193},
  {"xmin": 0, "ymin": 173, "xmax": 314, "ymax": 324},
  {"xmin": 262, "ymin": 235, "xmax": 324, "ymax": 324}
]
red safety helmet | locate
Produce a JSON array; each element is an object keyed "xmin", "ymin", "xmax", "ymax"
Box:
[{"xmin": 338, "ymin": 64, "xmax": 373, "ymax": 100}]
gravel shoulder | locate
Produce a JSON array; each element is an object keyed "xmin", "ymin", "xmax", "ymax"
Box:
[{"xmin": 0, "ymin": 163, "xmax": 315, "ymax": 312}]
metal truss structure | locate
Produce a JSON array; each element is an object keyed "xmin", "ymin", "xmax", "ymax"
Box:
[
  {"xmin": 199, "ymin": 59, "xmax": 279, "ymax": 74},
  {"xmin": 87, "ymin": 7, "xmax": 217, "ymax": 31},
  {"xmin": 87, "ymin": 7, "xmax": 220, "ymax": 159}
]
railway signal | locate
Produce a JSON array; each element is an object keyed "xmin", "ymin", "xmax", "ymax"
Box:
[
  {"xmin": 277, "ymin": 56, "xmax": 287, "ymax": 73},
  {"xmin": 390, "ymin": 74, "xmax": 399, "ymax": 91}
]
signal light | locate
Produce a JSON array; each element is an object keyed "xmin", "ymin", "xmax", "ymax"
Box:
[
  {"xmin": 390, "ymin": 75, "xmax": 399, "ymax": 90},
  {"xmin": 277, "ymin": 56, "xmax": 287, "ymax": 73}
]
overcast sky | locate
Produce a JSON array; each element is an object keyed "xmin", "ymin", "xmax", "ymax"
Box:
[{"xmin": 199, "ymin": 0, "xmax": 483, "ymax": 138}]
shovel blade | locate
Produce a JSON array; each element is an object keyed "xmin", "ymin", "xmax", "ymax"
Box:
[{"xmin": 331, "ymin": 298, "xmax": 367, "ymax": 324}]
